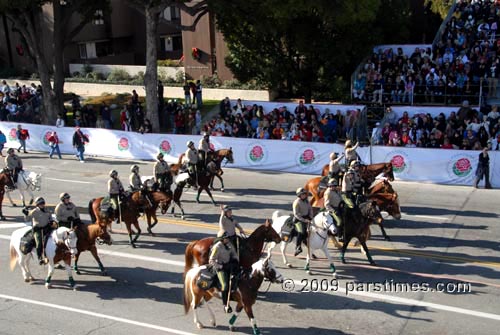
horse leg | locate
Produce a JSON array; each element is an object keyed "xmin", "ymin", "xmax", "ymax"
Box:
[
  {"xmin": 18, "ymin": 254, "xmax": 30, "ymax": 282},
  {"xmin": 340, "ymin": 237, "xmax": 353, "ymax": 264},
  {"xmin": 243, "ymin": 305, "xmax": 260, "ymax": 335},
  {"xmin": 205, "ymin": 187, "xmax": 217, "ymax": 206},
  {"xmin": 64, "ymin": 257, "xmax": 76, "ymax": 289},
  {"xmin": 27, "ymin": 188, "xmax": 34, "ymax": 206},
  {"xmin": 195, "ymin": 188, "xmax": 202, "ymax": 203},
  {"xmin": 360, "ymin": 241, "xmax": 376, "ymax": 265},
  {"xmin": 322, "ymin": 245, "xmax": 337, "ymax": 278},
  {"xmin": 305, "ymin": 245, "xmax": 311, "ymax": 274},
  {"xmin": 6, "ymin": 191, "xmax": 16, "ymax": 206},
  {"xmin": 125, "ymin": 223, "xmax": 136, "ymax": 248},
  {"xmin": 379, "ymin": 222, "xmax": 391, "ymax": 241},
  {"xmin": 205, "ymin": 301, "xmax": 216, "ymax": 327},
  {"xmin": 218, "ymin": 174, "xmax": 224, "ymax": 192},
  {"xmin": 73, "ymin": 252, "xmax": 82, "ymax": 275},
  {"xmin": 280, "ymin": 241, "xmax": 291, "ymax": 268},
  {"xmin": 229, "ymin": 304, "xmax": 244, "ymax": 332},
  {"xmin": 90, "ymin": 245, "xmax": 107, "ymax": 275},
  {"xmin": 132, "ymin": 220, "xmax": 141, "ymax": 244},
  {"xmin": 175, "ymin": 200, "xmax": 186, "ymax": 220},
  {"xmin": 45, "ymin": 261, "xmax": 55, "ymax": 289},
  {"xmin": 209, "ymin": 175, "xmax": 215, "ymax": 190}
]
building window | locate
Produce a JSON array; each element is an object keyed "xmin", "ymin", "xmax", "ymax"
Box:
[
  {"xmin": 94, "ymin": 10, "xmax": 104, "ymax": 25},
  {"xmin": 161, "ymin": 35, "xmax": 182, "ymax": 52},
  {"xmin": 162, "ymin": 6, "xmax": 180, "ymax": 21},
  {"xmin": 78, "ymin": 40, "xmax": 112, "ymax": 59}
]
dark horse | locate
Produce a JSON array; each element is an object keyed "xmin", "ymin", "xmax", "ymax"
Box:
[
  {"xmin": 141, "ymin": 190, "xmax": 173, "ymax": 234},
  {"xmin": 73, "ymin": 220, "xmax": 113, "ymax": 275},
  {"xmin": 183, "ymin": 219, "xmax": 281, "ymax": 276},
  {"xmin": 0, "ymin": 168, "xmax": 15, "ymax": 220},
  {"xmin": 322, "ymin": 162, "xmax": 394, "ymax": 187},
  {"xmin": 89, "ymin": 191, "xmax": 171, "ymax": 248},
  {"xmin": 207, "ymin": 148, "xmax": 234, "ymax": 191},
  {"xmin": 367, "ymin": 179, "xmax": 401, "ymax": 240}
]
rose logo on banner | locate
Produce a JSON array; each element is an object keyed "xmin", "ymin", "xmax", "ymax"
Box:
[
  {"xmin": 246, "ymin": 142, "xmax": 267, "ymax": 165},
  {"xmin": 117, "ymin": 137, "xmax": 130, "ymax": 152},
  {"xmin": 8, "ymin": 128, "xmax": 17, "ymax": 141},
  {"xmin": 209, "ymin": 143, "xmax": 216, "ymax": 151},
  {"xmin": 385, "ymin": 151, "xmax": 411, "ymax": 175},
  {"xmin": 159, "ymin": 138, "xmax": 174, "ymax": 155},
  {"xmin": 446, "ymin": 154, "xmax": 475, "ymax": 181},
  {"xmin": 296, "ymin": 146, "xmax": 320, "ymax": 169},
  {"xmin": 42, "ymin": 130, "xmax": 53, "ymax": 146}
]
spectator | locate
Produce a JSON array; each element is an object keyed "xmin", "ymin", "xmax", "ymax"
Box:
[
  {"xmin": 48, "ymin": 131, "xmax": 62, "ymax": 159},
  {"xmin": 195, "ymin": 80, "xmax": 203, "ymax": 109},
  {"xmin": 56, "ymin": 114, "xmax": 65, "ymax": 128},
  {"xmin": 139, "ymin": 119, "xmax": 152, "ymax": 134},
  {"xmin": 183, "ymin": 81, "xmax": 192, "ymax": 107},
  {"xmin": 474, "ymin": 147, "xmax": 492, "ymax": 189},
  {"xmin": 0, "ymin": 130, "xmax": 6, "ymax": 156},
  {"xmin": 16, "ymin": 124, "xmax": 29, "ymax": 153},
  {"xmin": 72, "ymin": 127, "xmax": 89, "ymax": 163}
]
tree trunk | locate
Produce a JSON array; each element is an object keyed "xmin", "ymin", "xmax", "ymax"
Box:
[
  {"xmin": 144, "ymin": 6, "xmax": 160, "ymax": 133},
  {"xmin": 51, "ymin": 0, "xmax": 66, "ymax": 124}
]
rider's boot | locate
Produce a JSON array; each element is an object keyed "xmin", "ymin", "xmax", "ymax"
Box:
[
  {"xmin": 222, "ymin": 290, "xmax": 232, "ymax": 313},
  {"xmin": 294, "ymin": 233, "xmax": 303, "ymax": 256}
]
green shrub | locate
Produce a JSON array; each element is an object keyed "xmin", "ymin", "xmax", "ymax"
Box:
[
  {"xmin": 157, "ymin": 59, "xmax": 183, "ymax": 67},
  {"xmin": 175, "ymin": 70, "xmax": 185, "ymax": 83},
  {"xmin": 107, "ymin": 68, "xmax": 131, "ymax": 81},
  {"xmin": 82, "ymin": 63, "xmax": 93, "ymax": 75},
  {"xmin": 200, "ymin": 74, "xmax": 222, "ymax": 88}
]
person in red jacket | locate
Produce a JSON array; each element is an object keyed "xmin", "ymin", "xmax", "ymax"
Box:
[{"xmin": 48, "ymin": 131, "xmax": 62, "ymax": 159}]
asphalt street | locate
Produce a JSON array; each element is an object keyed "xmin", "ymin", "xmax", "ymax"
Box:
[{"xmin": 0, "ymin": 152, "xmax": 499, "ymax": 335}]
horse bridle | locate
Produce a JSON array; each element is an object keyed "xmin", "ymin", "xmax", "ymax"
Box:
[{"xmin": 313, "ymin": 212, "xmax": 333, "ymax": 242}]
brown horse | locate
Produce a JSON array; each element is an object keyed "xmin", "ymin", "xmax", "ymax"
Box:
[
  {"xmin": 184, "ymin": 255, "xmax": 283, "ymax": 333},
  {"xmin": 142, "ymin": 190, "xmax": 174, "ymax": 234},
  {"xmin": 89, "ymin": 191, "xmax": 147, "ymax": 248},
  {"xmin": 322, "ymin": 162, "xmax": 395, "ymax": 184},
  {"xmin": 73, "ymin": 220, "xmax": 113, "ymax": 275},
  {"xmin": 183, "ymin": 219, "xmax": 281, "ymax": 276},
  {"xmin": 367, "ymin": 179, "xmax": 402, "ymax": 240},
  {"xmin": 0, "ymin": 168, "xmax": 15, "ymax": 220},
  {"xmin": 207, "ymin": 148, "xmax": 234, "ymax": 191},
  {"xmin": 304, "ymin": 176, "xmax": 325, "ymax": 208},
  {"xmin": 170, "ymin": 153, "xmax": 186, "ymax": 176}
]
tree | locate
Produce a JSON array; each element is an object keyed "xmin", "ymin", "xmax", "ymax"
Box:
[
  {"xmin": 424, "ymin": 0, "xmax": 454, "ymax": 20},
  {"xmin": 0, "ymin": 0, "xmax": 109, "ymax": 124},
  {"xmin": 125, "ymin": 0, "xmax": 208, "ymax": 133}
]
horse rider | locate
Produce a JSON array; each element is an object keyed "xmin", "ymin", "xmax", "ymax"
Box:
[
  {"xmin": 198, "ymin": 132, "xmax": 212, "ymax": 168},
  {"xmin": 108, "ymin": 170, "xmax": 125, "ymax": 221},
  {"xmin": 342, "ymin": 160, "xmax": 364, "ymax": 209},
  {"xmin": 293, "ymin": 187, "xmax": 313, "ymax": 256},
  {"xmin": 154, "ymin": 153, "xmax": 171, "ymax": 192},
  {"xmin": 344, "ymin": 140, "xmax": 360, "ymax": 168},
  {"xmin": 55, "ymin": 192, "xmax": 80, "ymax": 228},
  {"xmin": 5, "ymin": 147, "xmax": 22, "ymax": 189},
  {"xmin": 328, "ymin": 152, "xmax": 344, "ymax": 184},
  {"xmin": 185, "ymin": 140, "xmax": 199, "ymax": 188},
  {"xmin": 129, "ymin": 164, "xmax": 152, "ymax": 210},
  {"xmin": 218, "ymin": 205, "xmax": 244, "ymax": 249},
  {"xmin": 323, "ymin": 178, "xmax": 344, "ymax": 240},
  {"xmin": 22, "ymin": 197, "xmax": 55, "ymax": 265},
  {"xmin": 209, "ymin": 231, "xmax": 239, "ymax": 314}
]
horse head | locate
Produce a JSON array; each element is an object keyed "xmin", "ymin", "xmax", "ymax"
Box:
[
  {"xmin": 254, "ymin": 256, "xmax": 284, "ymax": 284},
  {"xmin": 158, "ymin": 191, "xmax": 173, "ymax": 214},
  {"xmin": 384, "ymin": 162, "xmax": 395, "ymax": 181},
  {"xmin": 263, "ymin": 219, "xmax": 281, "ymax": 243},
  {"xmin": 0, "ymin": 168, "xmax": 15, "ymax": 188},
  {"xmin": 224, "ymin": 148, "xmax": 234, "ymax": 164},
  {"xmin": 60, "ymin": 228, "xmax": 78, "ymax": 256},
  {"xmin": 386, "ymin": 192, "xmax": 402, "ymax": 219},
  {"xmin": 313, "ymin": 211, "xmax": 337, "ymax": 235},
  {"xmin": 365, "ymin": 201, "xmax": 384, "ymax": 225}
]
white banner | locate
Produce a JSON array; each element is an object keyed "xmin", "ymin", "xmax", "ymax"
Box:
[{"xmin": 1, "ymin": 122, "xmax": 497, "ymax": 187}]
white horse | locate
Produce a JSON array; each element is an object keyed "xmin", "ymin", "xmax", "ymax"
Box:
[
  {"xmin": 9, "ymin": 226, "xmax": 78, "ymax": 289},
  {"xmin": 269, "ymin": 210, "xmax": 338, "ymax": 277},
  {"xmin": 6, "ymin": 170, "xmax": 42, "ymax": 207}
]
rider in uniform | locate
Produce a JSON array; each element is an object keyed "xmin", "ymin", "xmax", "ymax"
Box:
[
  {"xmin": 108, "ymin": 170, "xmax": 125, "ymax": 221},
  {"xmin": 328, "ymin": 152, "xmax": 344, "ymax": 184},
  {"xmin": 198, "ymin": 132, "xmax": 211, "ymax": 168},
  {"xmin": 218, "ymin": 205, "xmax": 244, "ymax": 249},
  {"xmin": 55, "ymin": 192, "xmax": 80, "ymax": 228},
  {"xmin": 209, "ymin": 231, "xmax": 239, "ymax": 314},
  {"xmin": 185, "ymin": 141, "xmax": 199, "ymax": 188},
  {"xmin": 154, "ymin": 153, "xmax": 171, "ymax": 192},
  {"xmin": 5, "ymin": 148, "xmax": 23, "ymax": 188},
  {"xmin": 129, "ymin": 164, "xmax": 152, "ymax": 211},
  {"xmin": 323, "ymin": 179, "xmax": 344, "ymax": 238},
  {"xmin": 342, "ymin": 160, "xmax": 363, "ymax": 208},
  {"xmin": 23, "ymin": 197, "xmax": 54, "ymax": 265},
  {"xmin": 344, "ymin": 140, "xmax": 360, "ymax": 168},
  {"xmin": 293, "ymin": 187, "xmax": 313, "ymax": 256}
]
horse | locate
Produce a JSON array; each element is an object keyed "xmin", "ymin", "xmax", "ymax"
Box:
[
  {"xmin": 183, "ymin": 219, "xmax": 281, "ymax": 276},
  {"xmin": 89, "ymin": 191, "xmax": 145, "ymax": 248},
  {"xmin": 367, "ymin": 179, "xmax": 401, "ymax": 240},
  {"xmin": 322, "ymin": 162, "xmax": 394, "ymax": 187},
  {"xmin": 269, "ymin": 210, "xmax": 338, "ymax": 276},
  {"xmin": 73, "ymin": 220, "xmax": 113, "ymax": 276},
  {"xmin": 176, "ymin": 168, "xmax": 218, "ymax": 205},
  {"xmin": 141, "ymin": 190, "xmax": 174, "ymax": 234},
  {"xmin": 330, "ymin": 201, "xmax": 381, "ymax": 265},
  {"xmin": 169, "ymin": 153, "xmax": 186, "ymax": 176},
  {"xmin": 9, "ymin": 226, "xmax": 78, "ymax": 289},
  {"xmin": 5, "ymin": 170, "xmax": 42, "ymax": 208},
  {"xmin": 0, "ymin": 168, "xmax": 16, "ymax": 220},
  {"xmin": 207, "ymin": 148, "xmax": 234, "ymax": 192},
  {"xmin": 184, "ymin": 255, "xmax": 284, "ymax": 334}
]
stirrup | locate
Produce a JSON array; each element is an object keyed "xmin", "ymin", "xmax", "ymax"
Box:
[{"xmin": 224, "ymin": 306, "xmax": 232, "ymax": 314}]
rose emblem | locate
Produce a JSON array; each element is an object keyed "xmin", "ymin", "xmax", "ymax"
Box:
[
  {"xmin": 43, "ymin": 131, "xmax": 51, "ymax": 145},
  {"xmin": 249, "ymin": 145, "xmax": 264, "ymax": 162},
  {"xmin": 453, "ymin": 158, "xmax": 472, "ymax": 177},
  {"xmin": 391, "ymin": 155, "xmax": 406, "ymax": 173},
  {"xmin": 300, "ymin": 149, "xmax": 315, "ymax": 165},
  {"xmin": 8, "ymin": 128, "xmax": 17, "ymax": 141},
  {"xmin": 159, "ymin": 140, "xmax": 171, "ymax": 154},
  {"xmin": 118, "ymin": 137, "xmax": 129, "ymax": 151}
]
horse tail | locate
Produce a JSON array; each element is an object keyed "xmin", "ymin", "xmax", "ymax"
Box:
[
  {"xmin": 88, "ymin": 199, "xmax": 97, "ymax": 223},
  {"xmin": 183, "ymin": 269, "xmax": 194, "ymax": 314},
  {"xmin": 184, "ymin": 240, "xmax": 197, "ymax": 276},
  {"xmin": 9, "ymin": 244, "xmax": 17, "ymax": 271}
]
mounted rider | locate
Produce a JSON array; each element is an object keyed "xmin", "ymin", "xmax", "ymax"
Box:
[
  {"xmin": 154, "ymin": 153, "xmax": 171, "ymax": 192},
  {"xmin": 23, "ymin": 197, "xmax": 55, "ymax": 265},
  {"xmin": 323, "ymin": 178, "xmax": 344, "ymax": 239},
  {"xmin": 198, "ymin": 132, "xmax": 212, "ymax": 168},
  {"xmin": 209, "ymin": 231, "xmax": 239, "ymax": 314},
  {"xmin": 293, "ymin": 187, "xmax": 313, "ymax": 256},
  {"xmin": 185, "ymin": 140, "xmax": 199, "ymax": 188},
  {"xmin": 218, "ymin": 205, "xmax": 244, "ymax": 249},
  {"xmin": 342, "ymin": 160, "xmax": 364, "ymax": 208},
  {"xmin": 129, "ymin": 164, "xmax": 152, "ymax": 211},
  {"xmin": 5, "ymin": 147, "xmax": 22, "ymax": 189},
  {"xmin": 328, "ymin": 152, "xmax": 344, "ymax": 184},
  {"xmin": 344, "ymin": 140, "xmax": 360, "ymax": 168},
  {"xmin": 55, "ymin": 192, "xmax": 80, "ymax": 228},
  {"xmin": 108, "ymin": 170, "xmax": 125, "ymax": 221}
]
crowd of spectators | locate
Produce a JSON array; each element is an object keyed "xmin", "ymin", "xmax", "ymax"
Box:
[
  {"xmin": 0, "ymin": 80, "xmax": 42, "ymax": 122},
  {"xmin": 353, "ymin": 0, "xmax": 500, "ymax": 106},
  {"xmin": 373, "ymin": 102, "xmax": 500, "ymax": 150}
]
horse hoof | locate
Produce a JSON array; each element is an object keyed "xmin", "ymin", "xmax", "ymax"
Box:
[
  {"xmin": 307, "ymin": 270, "xmax": 312, "ymax": 275},
  {"xmin": 24, "ymin": 278, "xmax": 30, "ymax": 283},
  {"xmin": 341, "ymin": 259, "xmax": 346, "ymax": 264},
  {"xmin": 370, "ymin": 261, "xmax": 377, "ymax": 266},
  {"xmin": 332, "ymin": 272, "xmax": 337, "ymax": 279},
  {"xmin": 12, "ymin": 204, "xmax": 17, "ymax": 207},
  {"xmin": 229, "ymin": 326, "xmax": 236, "ymax": 332},
  {"xmin": 286, "ymin": 263, "xmax": 292, "ymax": 268},
  {"xmin": 131, "ymin": 243, "xmax": 137, "ymax": 248},
  {"xmin": 311, "ymin": 254, "xmax": 317, "ymax": 259},
  {"xmin": 76, "ymin": 270, "xmax": 81, "ymax": 275},
  {"xmin": 196, "ymin": 323, "xmax": 204, "ymax": 329},
  {"xmin": 210, "ymin": 321, "xmax": 216, "ymax": 327},
  {"xmin": 102, "ymin": 271, "xmax": 107, "ymax": 276},
  {"xmin": 45, "ymin": 283, "xmax": 51, "ymax": 289},
  {"xmin": 181, "ymin": 215, "xmax": 185, "ymax": 220},
  {"xmin": 221, "ymin": 188, "xmax": 225, "ymax": 192}
]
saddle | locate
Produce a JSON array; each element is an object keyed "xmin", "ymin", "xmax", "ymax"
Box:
[
  {"xmin": 280, "ymin": 215, "xmax": 295, "ymax": 242},
  {"xmin": 196, "ymin": 262, "xmax": 240, "ymax": 291},
  {"xmin": 19, "ymin": 230, "xmax": 35, "ymax": 255},
  {"xmin": 319, "ymin": 176, "xmax": 328, "ymax": 194},
  {"xmin": 99, "ymin": 196, "xmax": 114, "ymax": 217}
]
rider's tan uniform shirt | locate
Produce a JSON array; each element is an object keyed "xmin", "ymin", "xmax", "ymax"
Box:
[
  {"xmin": 329, "ymin": 156, "xmax": 343, "ymax": 174},
  {"xmin": 218, "ymin": 214, "xmax": 243, "ymax": 237},
  {"xmin": 185, "ymin": 148, "xmax": 198, "ymax": 164},
  {"xmin": 293, "ymin": 198, "xmax": 313, "ymax": 223},
  {"xmin": 5, "ymin": 155, "xmax": 22, "ymax": 170},
  {"xmin": 25, "ymin": 207, "xmax": 52, "ymax": 228},
  {"xmin": 129, "ymin": 172, "xmax": 142, "ymax": 190},
  {"xmin": 55, "ymin": 202, "xmax": 79, "ymax": 222},
  {"xmin": 345, "ymin": 142, "xmax": 359, "ymax": 162},
  {"xmin": 198, "ymin": 138, "xmax": 209, "ymax": 152},
  {"xmin": 108, "ymin": 178, "xmax": 124, "ymax": 195},
  {"xmin": 154, "ymin": 160, "xmax": 170, "ymax": 175},
  {"xmin": 342, "ymin": 169, "xmax": 362, "ymax": 192},
  {"xmin": 209, "ymin": 241, "xmax": 238, "ymax": 270},
  {"xmin": 324, "ymin": 187, "xmax": 342, "ymax": 212}
]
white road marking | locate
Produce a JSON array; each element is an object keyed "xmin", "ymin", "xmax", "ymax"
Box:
[
  {"xmin": 45, "ymin": 178, "xmax": 95, "ymax": 184},
  {"xmin": 0, "ymin": 223, "xmax": 28, "ymax": 229},
  {"xmin": 1, "ymin": 234, "xmax": 499, "ymax": 322},
  {"xmin": 0, "ymin": 294, "xmax": 197, "ymax": 335}
]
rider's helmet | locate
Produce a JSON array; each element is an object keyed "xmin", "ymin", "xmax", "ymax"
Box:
[
  {"xmin": 130, "ymin": 165, "xmax": 139, "ymax": 173},
  {"xmin": 350, "ymin": 160, "xmax": 360, "ymax": 168},
  {"xmin": 34, "ymin": 197, "xmax": 45, "ymax": 206},
  {"xmin": 345, "ymin": 140, "xmax": 352, "ymax": 148},
  {"xmin": 157, "ymin": 153, "xmax": 164, "ymax": 160},
  {"xmin": 222, "ymin": 205, "xmax": 232, "ymax": 212},
  {"xmin": 203, "ymin": 132, "xmax": 209, "ymax": 138},
  {"xmin": 329, "ymin": 152, "xmax": 337, "ymax": 160},
  {"xmin": 296, "ymin": 187, "xmax": 308, "ymax": 197},
  {"xmin": 109, "ymin": 170, "xmax": 118, "ymax": 178},
  {"xmin": 7, "ymin": 148, "xmax": 14, "ymax": 154},
  {"xmin": 186, "ymin": 140, "xmax": 194, "ymax": 147},
  {"xmin": 327, "ymin": 179, "xmax": 338, "ymax": 187},
  {"xmin": 59, "ymin": 192, "xmax": 70, "ymax": 201}
]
